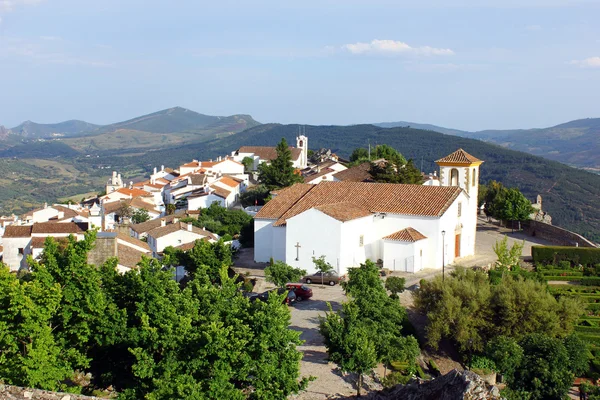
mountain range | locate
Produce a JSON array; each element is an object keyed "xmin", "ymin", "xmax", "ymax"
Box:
[
  {"xmin": 1, "ymin": 108, "xmax": 600, "ymax": 243},
  {"xmin": 375, "ymin": 118, "xmax": 600, "ymax": 172}
]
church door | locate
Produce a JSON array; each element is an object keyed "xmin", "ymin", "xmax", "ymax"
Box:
[{"xmin": 455, "ymin": 234, "xmax": 461, "ymax": 258}]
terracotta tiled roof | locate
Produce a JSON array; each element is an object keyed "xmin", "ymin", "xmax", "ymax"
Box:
[
  {"xmin": 117, "ymin": 244, "xmax": 148, "ymax": 269},
  {"xmin": 174, "ymin": 239, "xmax": 209, "ymax": 251},
  {"xmin": 209, "ymin": 185, "xmax": 232, "ymax": 199},
  {"xmin": 383, "ymin": 227, "xmax": 428, "ymax": 242},
  {"xmin": 435, "ymin": 149, "xmax": 483, "ymax": 165},
  {"xmin": 107, "ymin": 188, "xmax": 152, "ymax": 198},
  {"xmin": 116, "ymin": 233, "xmax": 151, "ymax": 251},
  {"xmin": 332, "ymin": 162, "xmax": 373, "ymax": 183},
  {"xmin": 131, "ymin": 214, "xmax": 183, "ymax": 234},
  {"xmin": 237, "ymin": 146, "xmax": 302, "ymax": 161},
  {"xmin": 304, "ymin": 167, "xmax": 336, "ymax": 183},
  {"xmin": 31, "ymin": 222, "xmax": 88, "ymax": 234},
  {"xmin": 218, "ymin": 176, "xmax": 241, "ymax": 188},
  {"xmin": 147, "ymin": 222, "xmax": 217, "ymax": 240},
  {"xmin": 255, "ymin": 184, "xmax": 314, "ymax": 220},
  {"xmin": 51, "ymin": 205, "xmax": 80, "ymax": 219},
  {"xmin": 103, "ymin": 198, "xmax": 159, "ymax": 214},
  {"xmin": 181, "ymin": 161, "xmax": 201, "ymax": 168},
  {"xmin": 189, "ymin": 174, "xmax": 208, "ymax": 186},
  {"xmin": 3, "ymin": 225, "xmax": 33, "ymax": 238},
  {"xmin": 30, "ymin": 236, "xmax": 70, "ymax": 248},
  {"xmin": 256, "ymin": 182, "xmax": 462, "ymax": 227},
  {"xmin": 314, "ymin": 202, "xmax": 371, "ymax": 222}
]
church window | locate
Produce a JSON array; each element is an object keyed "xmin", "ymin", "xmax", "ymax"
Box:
[
  {"xmin": 458, "ymin": 202, "xmax": 462, "ymax": 217},
  {"xmin": 359, "ymin": 235, "xmax": 364, "ymax": 247},
  {"xmin": 450, "ymin": 169, "xmax": 459, "ymax": 186},
  {"xmin": 472, "ymin": 168, "xmax": 477, "ymax": 186}
]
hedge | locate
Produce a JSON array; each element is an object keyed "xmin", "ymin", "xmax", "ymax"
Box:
[
  {"xmin": 587, "ymin": 304, "xmax": 600, "ymax": 312},
  {"xmin": 543, "ymin": 276, "xmax": 582, "ymax": 282},
  {"xmin": 582, "ymin": 277, "xmax": 600, "ymax": 286},
  {"xmin": 576, "ymin": 326, "xmax": 600, "ymax": 334},
  {"xmin": 542, "ymin": 270, "xmax": 583, "ymax": 277},
  {"xmin": 577, "ymin": 334, "xmax": 600, "ymax": 346},
  {"xmin": 532, "ymin": 246, "xmax": 600, "ymax": 266}
]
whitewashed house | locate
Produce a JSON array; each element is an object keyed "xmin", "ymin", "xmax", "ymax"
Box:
[
  {"xmin": 231, "ymin": 135, "xmax": 308, "ymax": 170},
  {"xmin": 145, "ymin": 220, "xmax": 218, "ymax": 255},
  {"xmin": 254, "ymin": 149, "xmax": 483, "ymax": 275}
]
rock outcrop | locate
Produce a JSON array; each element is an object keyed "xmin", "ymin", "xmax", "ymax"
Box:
[
  {"xmin": 0, "ymin": 384, "xmax": 103, "ymax": 400},
  {"xmin": 362, "ymin": 369, "xmax": 502, "ymax": 400}
]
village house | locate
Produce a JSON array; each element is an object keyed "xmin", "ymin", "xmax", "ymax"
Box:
[
  {"xmin": 101, "ymin": 197, "xmax": 162, "ymax": 231},
  {"xmin": 86, "ymin": 232, "xmax": 152, "ymax": 274},
  {"xmin": 230, "ymin": 135, "xmax": 309, "ymax": 170},
  {"xmin": 2, "ymin": 222, "xmax": 89, "ymax": 271},
  {"xmin": 253, "ymin": 149, "xmax": 483, "ymax": 275},
  {"xmin": 145, "ymin": 220, "xmax": 218, "ymax": 256},
  {"xmin": 303, "ymin": 160, "xmax": 348, "ymax": 184}
]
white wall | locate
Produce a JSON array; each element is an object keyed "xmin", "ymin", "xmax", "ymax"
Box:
[
  {"xmin": 383, "ymin": 239, "xmax": 428, "ymax": 272},
  {"xmin": 151, "ymin": 230, "xmax": 209, "ymax": 254},
  {"xmin": 3, "ymin": 237, "xmax": 31, "ymax": 271},
  {"xmin": 271, "ymin": 226, "xmax": 287, "ymax": 261},
  {"xmin": 285, "ymin": 209, "xmax": 342, "ymax": 274},
  {"xmin": 338, "ymin": 216, "xmax": 373, "ymax": 273},
  {"xmin": 254, "ymin": 218, "xmax": 275, "ymax": 262}
]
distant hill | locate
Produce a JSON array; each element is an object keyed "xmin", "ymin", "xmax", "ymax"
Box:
[
  {"xmin": 374, "ymin": 121, "xmax": 468, "ymax": 136},
  {"xmin": 377, "ymin": 118, "xmax": 600, "ymax": 171},
  {"xmin": 97, "ymin": 106, "xmax": 260, "ymax": 135},
  {"xmin": 10, "ymin": 120, "xmax": 100, "ymax": 138}
]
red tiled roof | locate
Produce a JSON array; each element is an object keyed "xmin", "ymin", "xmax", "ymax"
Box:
[
  {"xmin": 147, "ymin": 222, "xmax": 217, "ymax": 240},
  {"xmin": 113, "ymin": 188, "xmax": 152, "ymax": 198},
  {"xmin": 237, "ymin": 146, "xmax": 302, "ymax": 161},
  {"xmin": 30, "ymin": 236, "xmax": 71, "ymax": 248},
  {"xmin": 3, "ymin": 225, "xmax": 32, "ymax": 238},
  {"xmin": 256, "ymin": 182, "xmax": 462, "ymax": 227},
  {"xmin": 218, "ymin": 176, "xmax": 241, "ymax": 188},
  {"xmin": 435, "ymin": 149, "xmax": 483, "ymax": 165},
  {"xmin": 304, "ymin": 167, "xmax": 336, "ymax": 183},
  {"xmin": 383, "ymin": 227, "xmax": 428, "ymax": 242},
  {"xmin": 209, "ymin": 185, "xmax": 232, "ymax": 199},
  {"xmin": 116, "ymin": 233, "xmax": 151, "ymax": 251},
  {"xmin": 314, "ymin": 202, "xmax": 372, "ymax": 222},
  {"xmin": 332, "ymin": 162, "xmax": 373, "ymax": 183},
  {"xmin": 31, "ymin": 222, "xmax": 88, "ymax": 234},
  {"xmin": 117, "ymin": 244, "xmax": 148, "ymax": 269}
]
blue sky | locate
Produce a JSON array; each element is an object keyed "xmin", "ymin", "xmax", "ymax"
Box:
[{"xmin": 0, "ymin": 0, "xmax": 599, "ymax": 131}]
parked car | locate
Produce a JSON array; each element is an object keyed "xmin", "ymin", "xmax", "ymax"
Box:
[
  {"xmin": 303, "ymin": 271, "xmax": 345, "ymax": 286},
  {"xmin": 256, "ymin": 288, "xmax": 297, "ymax": 305},
  {"xmin": 285, "ymin": 283, "xmax": 313, "ymax": 301}
]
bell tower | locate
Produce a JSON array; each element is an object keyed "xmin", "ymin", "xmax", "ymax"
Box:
[{"xmin": 296, "ymin": 134, "xmax": 308, "ymax": 168}]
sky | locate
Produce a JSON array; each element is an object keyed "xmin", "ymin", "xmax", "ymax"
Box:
[{"xmin": 0, "ymin": 0, "xmax": 599, "ymax": 131}]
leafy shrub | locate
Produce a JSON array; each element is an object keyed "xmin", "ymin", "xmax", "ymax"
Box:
[
  {"xmin": 382, "ymin": 371, "xmax": 412, "ymax": 387},
  {"xmin": 469, "ymin": 355, "xmax": 496, "ymax": 375},
  {"xmin": 541, "ymin": 270, "xmax": 583, "ymax": 276},
  {"xmin": 578, "ymin": 334, "xmax": 600, "ymax": 347},
  {"xmin": 532, "ymin": 246, "xmax": 600, "ymax": 267},
  {"xmin": 582, "ymin": 277, "xmax": 600, "ymax": 286},
  {"xmin": 575, "ymin": 325, "xmax": 600, "ymax": 334},
  {"xmin": 415, "ymin": 364, "xmax": 427, "ymax": 379},
  {"xmin": 558, "ymin": 260, "xmax": 572, "ymax": 269}
]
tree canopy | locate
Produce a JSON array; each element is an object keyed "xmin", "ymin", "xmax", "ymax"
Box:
[
  {"xmin": 0, "ymin": 233, "xmax": 309, "ymax": 398},
  {"xmin": 265, "ymin": 261, "xmax": 306, "ymax": 288},
  {"xmin": 257, "ymin": 138, "xmax": 304, "ymax": 190},
  {"xmin": 482, "ymin": 181, "xmax": 534, "ymax": 223}
]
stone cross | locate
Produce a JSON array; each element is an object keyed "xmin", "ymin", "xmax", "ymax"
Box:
[{"xmin": 295, "ymin": 242, "xmax": 301, "ymax": 261}]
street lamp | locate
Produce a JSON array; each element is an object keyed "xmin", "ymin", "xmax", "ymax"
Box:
[{"xmin": 441, "ymin": 230, "xmax": 446, "ymax": 282}]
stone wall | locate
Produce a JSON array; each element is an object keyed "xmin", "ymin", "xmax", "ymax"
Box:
[
  {"xmin": 523, "ymin": 220, "xmax": 598, "ymax": 248},
  {"xmin": 87, "ymin": 232, "xmax": 117, "ymax": 267},
  {"xmin": 0, "ymin": 384, "xmax": 102, "ymax": 400}
]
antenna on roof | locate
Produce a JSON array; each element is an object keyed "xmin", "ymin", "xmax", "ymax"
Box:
[{"xmin": 368, "ymin": 139, "xmax": 371, "ymax": 160}]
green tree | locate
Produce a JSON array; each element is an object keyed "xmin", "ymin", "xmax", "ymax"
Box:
[
  {"xmin": 485, "ymin": 336, "xmax": 523, "ymax": 380},
  {"xmin": 496, "ymin": 187, "xmax": 535, "ymax": 228},
  {"xmin": 0, "ymin": 264, "xmax": 72, "ymax": 391},
  {"xmin": 131, "ymin": 208, "xmax": 150, "ymax": 224},
  {"xmin": 510, "ymin": 334, "xmax": 573, "ymax": 400},
  {"xmin": 257, "ymin": 138, "xmax": 304, "ymax": 189},
  {"xmin": 384, "ymin": 276, "xmax": 406, "ymax": 298},
  {"xmin": 242, "ymin": 156, "xmax": 254, "ymax": 172},
  {"xmin": 265, "ymin": 261, "xmax": 306, "ymax": 287},
  {"xmin": 320, "ymin": 302, "xmax": 378, "ymax": 397},
  {"xmin": 563, "ymin": 334, "xmax": 591, "ymax": 377},
  {"xmin": 397, "ymin": 159, "xmax": 424, "ymax": 184},
  {"xmin": 166, "ymin": 203, "xmax": 176, "ymax": 215},
  {"xmin": 492, "ymin": 237, "xmax": 524, "ymax": 270},
  {"xmin": 312, "ymin": 255, "xmax": 334, "ymax": 286},
  {"xmin": 483, "ymin": 180, "xmax": 508, "ymax": 220},
  {"xmin": 350, "ymin": 147, "xmax": 369, "ymax": 162},
  {"xmin": 118, "ymin": 203, "xmax": 132, "ymax": 219}
]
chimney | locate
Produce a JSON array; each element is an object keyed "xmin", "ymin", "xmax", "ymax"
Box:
[
  {"xmin": 161, "ymin": 165, "xmax": 165, "ymax": 172},
  {"xmin": 187, "ymin": 222, "xmax": 193, "ymax": 232},
  {"xmin": 129, "ymin": 181, "xmax": 133, "ymax": 189},
  {"xmin": 154, "ymin": 167, "xmax": 157, "ymax": 175},
  {"xmin": 57, "ymin": 211, "xmax": 64, "ymax": 219},
  {"xmin": 173, "ymin": 217, "xmax": 179, "ymax": 224},
  {"xmin": 160, "ymin": 218, "xmax": 166, "ymax": 227},
  {"xmin": 433, "ymin": 171, "xmax": 437, "ymax": 177}
]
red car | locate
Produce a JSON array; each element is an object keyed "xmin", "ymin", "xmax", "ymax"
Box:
[{"xmin": 285, "ymin": 283, "xmax": 313, "ymax": 301}]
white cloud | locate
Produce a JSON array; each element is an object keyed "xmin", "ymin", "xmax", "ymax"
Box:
[
  {"xmin": 0, "ymin": 0, "xmax": 43, "ymax": 13},
  {"xmin": 570, "ymin": 57, "xmax": 600, "ymax": 68},
  {"xmin": 341, "ymin": 39, "xmax": 454, "ymax": 56}
]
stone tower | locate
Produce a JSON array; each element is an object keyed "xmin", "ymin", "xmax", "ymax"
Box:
[
  {"xmin": 296, "ymin": 134, "xmax": 308, "ymax": 169},
  {"xmin": 106, "ymin": 171, "xmax": 123, "ymax": 194}
]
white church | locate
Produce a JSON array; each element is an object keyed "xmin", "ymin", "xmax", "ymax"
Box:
[
  {"xmin": 231, "ymin": 135, "xmax": 309, "ymax": 170},
  {"xmin": 253, "ymin": 149, "xmax": 484, "ymax": 274}
]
